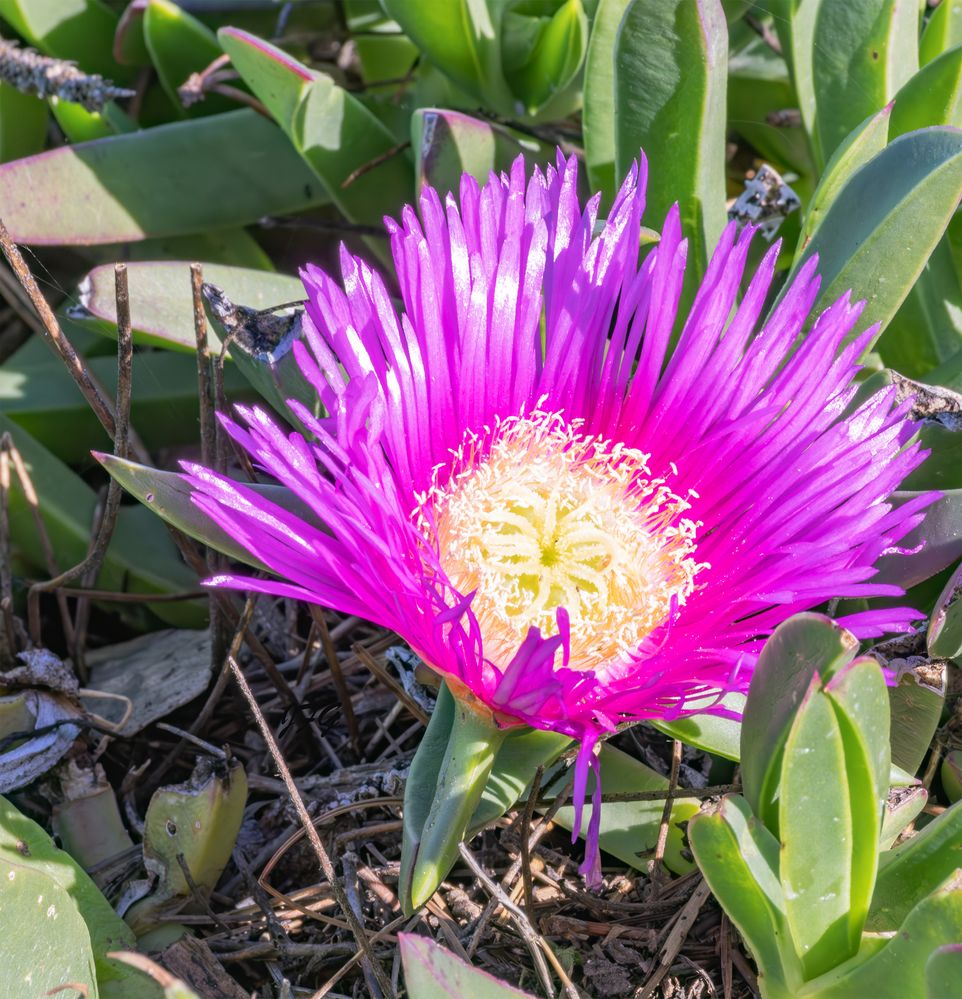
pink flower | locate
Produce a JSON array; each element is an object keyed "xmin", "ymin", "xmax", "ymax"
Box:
[{"xmin": 183, "ymin": 152, "xmax": 931, "ymax": 882}]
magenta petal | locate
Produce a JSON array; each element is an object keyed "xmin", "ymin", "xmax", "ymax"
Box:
[{"xmin": 180, "ymin": 149, "xmax": 934, "ymax": 889}]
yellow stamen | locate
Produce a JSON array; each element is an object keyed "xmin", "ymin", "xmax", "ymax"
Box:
[{"xmin": 417, "ymin": 410, "xmax": 706, "ymax": 674}]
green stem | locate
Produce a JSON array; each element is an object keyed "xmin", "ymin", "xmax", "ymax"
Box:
[{"xmin": 400, "ymin": 686, "xmax": 508, "ymax": 913}]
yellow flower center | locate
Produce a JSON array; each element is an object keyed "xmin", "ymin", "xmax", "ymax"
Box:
[{"xmin": 419, "ymin": 411, "xmax": 706, "ymax": 674}]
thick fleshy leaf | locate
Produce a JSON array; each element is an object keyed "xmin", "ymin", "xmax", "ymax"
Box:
[
  {"xmin": 822, "ymin": 659, "xmax": 890, "ymax": 950},
  {"xmin": 650, "ymin": 692, "xmax": 744, "ymax": 761},
  {"xmin": 614, "ymin": 0, "xmax": 727, "ymax": 282},
  {"xmin": 874, "ymin": 490, "xmax": 962, "ymax": 589},
  {"xmin": 796, "ymin": 103, "xmax": 891, "ymax": 255},
  {"xmin": 379, "ymin": 0, "xmax": 516, "ymax": 113},
  {"xmin": 782, "ymin": 128, "xmax": 962, "ymax": 353},
  {"xmin": 0, "ymin": 852, "xmax": 98, "ymax": 997},
  {"xmin": 583, "ymin": 0, "xmax": 632, "ymax": 203},
  {"xmin": 219, "ymin": 27, "xmax": 413, "ymax": 262},
  {"xmin": 920, "ymin": 0, "xmax": 962, "ymax": 66},
  {"xmin": 75, "ymin": 262, "xmax": 303, "ymax": 352},
  {"xmin": 0, "ymin": 795, "xmax": 143, "ymax": 994},
  {"xmin": 832, "ymin": 871, "xmax": 962, "ymax": 996},
  {"xmin": 741, "ymin": 614, "xmax": 859, "ymax": 831},
  {"xmin": 0, "ymin": 109, "xmax": 327, "ymax": 245},
  {"xmin": 469, "ymin": 727, "xmax": 571, "ymax": 835},
  {"xmin": 94, "ymin": 452, "xmax": 317, "ymax": 570},
  {"xmin": 878, "ymin": 51, "xmax": 962, "ymax": 376},
  {"xmin": 3, "ymin": 415, "xmax": 204, "ymax": 627},
  {"xmin": 399, "ymin": 684, "xmax": 455, "ymax": 915},
  {"xmin": 881, "ymin": 235, "xmax": 962, "ymax": 377},
  {"xmin": 411, "ymin": 108, "xmax": 549, "ymax": 200},
  {"xmin": 688, "ymin": 795, "xmax": 800, "ymax": 992},
  {"xmin": 772, "ymin": 0, "xmax": 819, "ymax": 169},
  {"xmin": 869, "ymin": 799, "xmax": 962, "ymax": 930},
  {"xmin": 0, "ymin": 83, "xmax": 48, "ymax": 164},
  {"xmin": 807, "ymin": 0, "xmax": 916, "ymax": 166},
  {"xmin": 927, "ymin": 944, "xmax": 962, "ymax": 999},
  {"xmin": 886, "ymin": 661, "xmax": 946, "ymax": 775},
  {"xmin": 928, "ymin": 566, "xmax": 962, "ymax": 659},
  {"xmin": 890, "ymin": 46, "xmax": 962, "ymax": 140},
  {"xmin": 0, "ymin": 351, "xmax": 253, "ymax": 461},
  {"xmin": 127, "ymin": 760, "xmax": 247, "ymax": 930},
  {"xmin": 50, "ymin": 98, "xmax": 134, "ymax": 144},
  {"xmin": 400, "ymin": 693, "xmax": 507, "ymax": 913},
  {"xmin": 342, "ymin": 0, "xmax": 418, "ymax": 86},
  {"xmin": 143, "ymin": 0, "xmax": 234, "ymax": 118},
  {"xmin": 0, "ymin": 0, "xmax": 126, "ymax": 80},
  {"xmin": 779, "ymin": 665, "xmax": 883, "ymax": 979},
  {"xmin": 727, "ymin": 31, "xmax": 814, "ymax": 178},
  {"xmin": 879, "ymin": 784, "xmax": 927, "ymax": 851},
  {"xmin": 940, "ymin": 750, "xmax": 962, "ymax": 804},
  {"xmin": 400, "ymin": 934, "xmax": 533, "ymax": 999},
  {"xmin": 501, "ymin": 0, "xmax": 587, "ymax": 115},
  {"xmin": 550, "ymin": 743, "xmax": 699, "ymax": 876}
]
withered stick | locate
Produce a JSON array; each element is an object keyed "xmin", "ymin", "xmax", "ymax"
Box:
[
  {"xmin": 309, "ymin": 605, "xmax": 360, "ymax": 751},
  {"xmin": 192, "ymin": 262, "xmax": 231, "ymax": 670},
  {"xmin": 0, "ymin": 445, "xmax": 16, "ymax": 659},
  {"xmin": 649, "ymin": 738, "xmax": 683, "ymax": 890},
  {"xmin": 458, "ymin": 842, "xmax": 577, "ymax": 999},
  {"xmin": 73, "ymin": 265, "xmax": 135, "ymax": 671},
  {"xmin": 28, "ymin": 266, "xmax": 134, "ymax": 664},
  {"xmin": 191, "ymin": 263, "xmax": 218, "ymax": 471},
  {"xmin": 0, "ymin": 220, "xmax": 116, "ymax": 438},
  {"xmin": 228, "ymin": 655, "xmax": 395, "ymax": 998},
  {"xmin": 4, "ymin": 434, "xmax": 74, "ymax": 645}
]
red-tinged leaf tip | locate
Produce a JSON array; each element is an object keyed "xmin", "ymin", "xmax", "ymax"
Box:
[{"xmin": 219, "ymin": 27, "xmax": 314, "ymax": 82}]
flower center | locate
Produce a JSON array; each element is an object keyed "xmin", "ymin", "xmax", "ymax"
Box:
[{"xmin": 421, "ymin": 411, "xmax": 705, "ymax": 673}]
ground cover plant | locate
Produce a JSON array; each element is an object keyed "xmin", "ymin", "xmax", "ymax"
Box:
[{"xmin": 1, "ymin": 1, "xmax": 962, "ymax": 997}]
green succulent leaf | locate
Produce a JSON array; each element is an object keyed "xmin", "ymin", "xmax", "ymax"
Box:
[
  {"xmin": 501, "ymin": 0, "xmax": 587, "ymax": 115},
  {"xmin": 0, "ymin": 110, "xmax": 328, "ymax": 245},
  {"xmin": 808, "ymin": 0, "xmax": 917, "ymax": 166},
  {"xmin": 583, "ymin": 0, "xmax": 633, "ymax": 204},
  {"xmin": 814, "ymin": 871, "xmax": 962, "ymax": 998},
  {"xmin": 469, "ymin": 727, "xmax": 572, "ymax": 835},
  {"xmin": 75, "ymin": 261, "xmax": 303, "ymax": 353},
  {"xmin": 219, "ymin": 28, "xmax": 414, "ymax": 264},
  {"xmin": 886, "ymin": 662, "xmax": 946, "ymax": 774},
  {"xmin": 796, "ymin": 103, "xmax": 891, "ymax": 256},
  {"xmin": 649, "ymin": 692, "xmax": 744, "ymax": 762},
  {"xmin": 549, "ymin": 742, "xmax": 700, "ymax": 876},
  {"xmin": 920, "ymin": 0, "xmax": 962, "ymax": 66},
  {"xmin": 926, "ymin": 943, "xmax": 962, "ymax": 999},
  {"xmin": 939, "ymin": 751, "xmax": 962, "ymax": 804},
  {"xmin": 0, "ymin": 795, "xmax": 145, "ymax": 995},
  {"xmin": 0, "ymin": 82, "xmax": 48, "ymax": 163},
  {"xmin": 869, "ymin": 799, "xmax": 962, "ymax": 930},
  {"xmin": 400, "ymin": 689, "xmax": 507, "ymax": 913},
  {"xmin": 874, "ymin": 489, "xmax": 962, "ymax": 589},
  {"xmin": 614, "ymin": 0, "xmax": 728, "ymax": 283},
  {"xmin": 401, "ymin": 933, "xmax": 534, "ymax": 998},
  {"xmin": 95, "ymin": 452, "xmax": 319, "ymax": 571},
  {"xmin": 143, "ymin": 0, "xmax": 235, "ymax": 118},
  {"xmin": 380, "ymin": 0, "xmax": 516, "ymax": 113},
  {"xmin": 2, "ymin": 414, "xmax": 204, "ymax": 627},
  {"xmin": 741, "ymin": 613, "xmax": 859, "ymax": 831},
  {"xmin": 0, "ymin": 0, "xmax": 126, "ymax": 80},
  {"xmin": 411, "ymin": 107, "xmax": 550, "ymax": 200},
  {"xmin": 879, "ymin": 784, "xmax": 928, "ymax": 852},
  {"xmin": 782, "ymin": 128, "xmax": 962, "ymax": 355},
  {"xmin": 779, "ymin": 667, "xmax": 879, "ymax": 980},
  {"xmin": 689, "ymin": 795, "xmax": 801, "ymax": 993}
]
